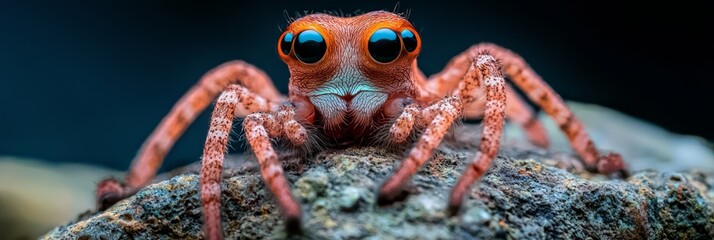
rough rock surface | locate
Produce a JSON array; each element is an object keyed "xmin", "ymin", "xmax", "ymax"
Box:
[{"xmin": 43, "ymin": 124, "xmax": 714, "ymax": 239}]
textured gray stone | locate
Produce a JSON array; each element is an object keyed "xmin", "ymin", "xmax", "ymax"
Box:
[{"xmin": 43, "ymin": 124, "xmax": 714, "ymax": 239}]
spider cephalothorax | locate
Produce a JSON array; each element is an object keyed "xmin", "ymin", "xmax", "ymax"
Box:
[
  {"xmin": 96, "ymin": 10, "xmax": 627, "ymax": 239},
  {"xmin": 278, "ymin": 12, "xmax": 422, "ymax": 141}
]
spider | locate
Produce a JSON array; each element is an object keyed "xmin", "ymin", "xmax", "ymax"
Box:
[{"xmin": 96, "ymin": 11, "xmax": 628, "ymax": 239}]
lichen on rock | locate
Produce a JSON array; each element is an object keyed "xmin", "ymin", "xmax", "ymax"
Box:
[{"xmin": 43, "ymin": 124, "xmax": 714, "ymax": 239}]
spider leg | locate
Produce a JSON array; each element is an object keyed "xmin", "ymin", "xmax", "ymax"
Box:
[
  {"xmin": 378, "ymin": 96, "xmax": 463, "ymax": 204},
  {"xmin": 200, "ymin": 87, "xmax": 240, "ymax": 240},
  {"xmin": 446, "ymin": 55, "xmax": 508, "ymax": 216},
  {"xmin": 473, "ymin": 43, "xmax": 626, "ymax": 176},
  {"xmin": 379, "ymin": 53, "xmax": 508, "ymax": 204},
  {"xmin": 418, "ymin": 54, "xmax": 549, "ymax": 149},
  {"xmin": 242, "ymin": 111, "xmax": 303, "ymax": 233},
  {"xmin": 389, "ymin": 103, "xmax": 423, "ymax": 144},
  {"xmin": 461, "ymin": 86, "xmax": 549, "ymax": 148},
  {"xmin": 503, "ymin": 86, "xmax": 549, "ymax": 148},
  {"xmin": 422, "ymin": 43, "xmax": 625, "ymax": 175},
  {"xmin": 97, "ymin": 61, "xmax": 282, "ymax": 210},
  {"xmin": 446, "ymin": 44, "xmax": 628, "ymax": 215},
  {"xmin": 201, "ymin": 86, "xmax": 306, "ymax": 239}
]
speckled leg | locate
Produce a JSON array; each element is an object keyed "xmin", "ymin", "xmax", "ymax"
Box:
[
  {"xmin": 200, "ymin": 87, "xmax": 240, "ymax": 240},
  {"xmin": 96, "ymin": 61, "xmax": 283, "ymax": 210},
  {"xmin": 471, "ymin": 43, "xmax": 626, "ymax": 175},
  {"xmin": 423, "ymin": 43, "xmax": 625, "ymax": 176},
  {"xmin": 200, "ymin": 88, "xmax": 306, "ymax": 239},
  {"xmin": 464, "ymin": 86, "xmax": 549, "ymax": 148},
  {"xmin": 242, "ymin": 111, "xmax": 304, "ymax": 233},
  {"xmin": 456, "ymin": 86, "xmax": 549, "ymax": 149},
  {"xmin": 444, "ymin": 55, "xmax": 508, "ymax": 215},
  {"xmin": 389, "ymin": 104, "xmax": 423, "ymax": 144},
  {"xmin": 379, "ymin": 53, "xmax": 509, "ymax": 204},
  {"xmin": 378, "ymin": 96, "xmax": 463, "ymax": 204},
  {"xmin": 418, "ymin": 53, "xmax": 549, "ymax": 149}
]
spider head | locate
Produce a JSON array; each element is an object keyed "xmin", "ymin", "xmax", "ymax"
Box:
[
  {"xmin": 277, "ymin": 11, "xmax": 421, "ymax": 93},
  {"xmin": 277, "ymin": 11, "xmax": 422, "ymax": 136}
]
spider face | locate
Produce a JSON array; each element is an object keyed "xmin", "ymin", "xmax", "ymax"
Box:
[{"xmin": 277, "ymin": 11, "xmax": 421, "ymax": 137}]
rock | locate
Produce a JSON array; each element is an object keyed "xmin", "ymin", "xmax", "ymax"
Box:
[
  {"xmin": 42, "ymin": 122, "xmax": 714, "ymax": 239},
  {"xmin": 506, "ymin": 101, "xmax": 714, "ymax": 172}
]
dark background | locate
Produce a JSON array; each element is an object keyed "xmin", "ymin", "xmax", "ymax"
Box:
[{"xmin": 1, "ymin": 1, "xmax": 711, "ymax": 171}]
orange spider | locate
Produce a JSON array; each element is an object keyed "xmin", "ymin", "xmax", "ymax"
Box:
[{"xmin": 96, "ymin": 11, "xmax": 627, "ymax": 239}]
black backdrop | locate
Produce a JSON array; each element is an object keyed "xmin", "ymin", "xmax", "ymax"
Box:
[{"xmin": 1, "ymin": 1, "xmax": 711, "ymax": 171}]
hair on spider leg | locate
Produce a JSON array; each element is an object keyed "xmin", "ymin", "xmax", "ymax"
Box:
[
  {"xmin": 367, "ymin": 117, "xmax": 423, "ymax": 155},
  {"xmin": 275, "ymin": 125, "xmax": 330, "ymax": 173},
  {"xmin": 441, "ymin": 118, "xmax": 465, "ymax": 150},
  {"xmin": 473, "ymin": 50, "xmax": 505, "ymax": 71},
  {"xmin": 302, "ymin": 124, "xmax": 330, "ymax": 154},
  {"xmin": 226, "ymin": 119, "xmax": 247, "ymax": 153}
]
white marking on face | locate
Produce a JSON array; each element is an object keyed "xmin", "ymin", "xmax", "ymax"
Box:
[
  {"xmin": 310, "ymin": 45, "xmax": 384, "ymax": 97},
  {"xmin": 309, "ymin": 94, "xmax": 347, "ymax": 120}
]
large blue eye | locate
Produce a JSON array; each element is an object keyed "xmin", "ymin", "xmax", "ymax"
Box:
[
  {"xmin": 401, "ymin": 29, "xmax": 418, "ymax": 52},
  {"xmin": 368, "ymin": 28, "xmax": 401, "ymax": 63},
  {"xmin": 280, "ymin": 32, "xmax": 293, "ymax": 55},
  {"xmin": 294, "ymin": 30, "xmax": 326, "ymax": 64}
]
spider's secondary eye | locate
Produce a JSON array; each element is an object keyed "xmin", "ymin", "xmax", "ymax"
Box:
[
  {"xmin": 280, "ymin": 32, "xmax": 293, "ymax": 55},
  {"xmin": 294, "ymin": 30, "xmax": 326, "ymax": 64},
  {"xmin": 368, "ymin": 28, "xmax": 401, "ymax": 63},
  {"xmin": 401, "ymin": 29, "xmax": 418, "ymax": 52}
]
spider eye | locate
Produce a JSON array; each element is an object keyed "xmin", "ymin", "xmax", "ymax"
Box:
[
  {"xmin": 368, "ymin": 28, "xmax": 401, "ymax": 63},
  {"xmin": 294, "ymin": 30, "xmax": 326, "ymax": 64},
  {"xmin": 401, "ymin": 29, "xmax": 418, "ymax": 52},
  {"xmin": 280, "ymin": 32, "xmax": 293, "ymax": 55}
]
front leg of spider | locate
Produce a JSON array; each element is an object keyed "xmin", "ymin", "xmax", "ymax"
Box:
[
  {"xmin": 378, "ymin": 54, "xmax": 507, "ymax": 207},
  {"xmin": 447, "ymin": 55, "xmax": 507, "ymax": 215},
  {"xmin": 200, "ymin": 86, "xmax": 307, "ymax": 240},
  {"xmin": 96, "ymin": 61, "xmax": 282, "ymax": 211}
]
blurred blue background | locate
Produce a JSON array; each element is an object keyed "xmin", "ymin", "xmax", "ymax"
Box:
[{"xmin": 1, "ymin": 0, "xmax": 712, "ymax": 172}]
